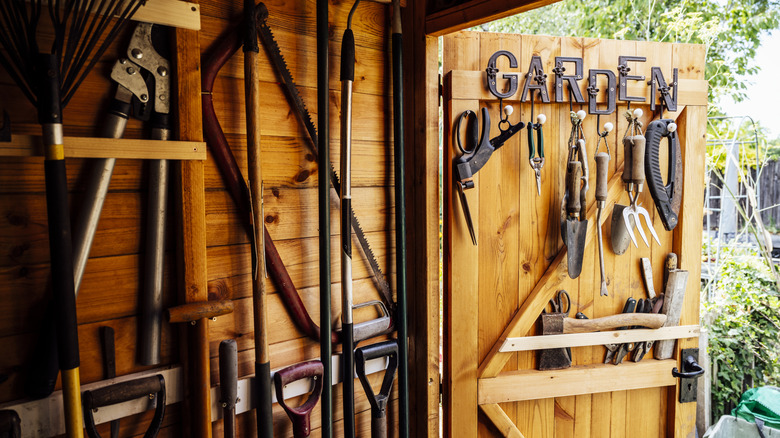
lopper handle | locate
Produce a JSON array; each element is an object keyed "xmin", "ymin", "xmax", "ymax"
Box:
[
  {"xmin": 566, "ymin": 161, "xmax": 582, "ymax": 215},
  {"xmin": 595, "ymin": 152, "xmax": 609, "ymax": 202}
]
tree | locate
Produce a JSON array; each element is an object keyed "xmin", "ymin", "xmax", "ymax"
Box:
[{"xmin": 474, "ymin": 0, "xmax": 780, "ymax": 112}]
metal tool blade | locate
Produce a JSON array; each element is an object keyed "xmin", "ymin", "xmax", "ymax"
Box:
[
  {"xmin": 636, "ymin": 206, "xmax": 661, "ymax": 246},
  {"xmin": 563, "ymin": 162, "xmax": 586, "ymax": 278},
  {"xmin": 597, "ymin": 207, "xmax": 608, "ymax": 296},
  {"xmin": 458, "ymin": 184, "xmax": 477, "ymax": 245},
  {"xmin": 611, "ymin": 204, "xmax": 633, "ymax": 255},
  {"xmin": 622, "ymin": 205, "xmax": 639, "ymax": 248},
  {"xmin": 255, "ymin": 7, "xmax": 392, "ymax": 308}
]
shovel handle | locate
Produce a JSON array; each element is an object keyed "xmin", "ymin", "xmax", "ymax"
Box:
[
  {"xmin": 273, "ymin": 360, "xmax": 324, "ymax": 438},
  {"xmin": 566, "ymin": 161, "xmax": 582, "ymax": 215},
  {"xmin": 595, "ymin": 152, "xmax": 609, "ymax": 202},
  {"xmin": 219, "ymin": 340, "xmax": 237, "ymax": 438},
  {"xmin": 355, "ymin": 340, "xmax": 399, "ymax": 438},
  {"xmin": 83, "ymin": 375, "xmax": 166, "ymax": 438}
]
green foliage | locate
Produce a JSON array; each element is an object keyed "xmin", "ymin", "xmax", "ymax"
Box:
[
  {"xmin": 702, "ymin": 246, "xmax": 780, "ymax": 420},
  {"xmin": 472, "ymin": 0, "xmax": 780, "ymax": 113}
]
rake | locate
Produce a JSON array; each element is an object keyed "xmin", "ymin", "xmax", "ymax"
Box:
[{"xmin": 0, "ymin": 1, "xmax": 144, "ymax": 436}]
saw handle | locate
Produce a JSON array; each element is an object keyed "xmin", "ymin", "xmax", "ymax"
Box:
[
  {"xmin": 273, "ymin": 360, "xmax": 324, "ymax": 438},
  {"xmin": 566, "ymin": 161, "xmax": 582, "ymax": 215},
  {"xmin": 595, "ymin": 152, "xmax": 609, "ymax": 202},
  {"xmin": 644, "ymin": 119, "xmax": 681, "ymax": 230}
]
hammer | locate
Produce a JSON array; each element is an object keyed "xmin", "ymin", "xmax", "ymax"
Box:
[{"xmin": 538, "ymin": 311, "xmax": 667, "ymax": 370}]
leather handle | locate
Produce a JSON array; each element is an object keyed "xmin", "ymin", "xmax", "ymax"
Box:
[{"xmin": 595, "ymin": 152, "xmax": 609, "ymax": 202}]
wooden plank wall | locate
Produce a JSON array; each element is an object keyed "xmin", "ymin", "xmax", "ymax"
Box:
[
  {"xmin": 443, "ymin": 31, "xmax": 706, "ymax": 437},
  {"xmin": 0, "ymin": 0, "xmax": 403, "ymax": 436}
]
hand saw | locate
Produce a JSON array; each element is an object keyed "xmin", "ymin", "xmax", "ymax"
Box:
[{"xmin": 254, "ymin": 4, "xmax": 393, "ymax": 310}]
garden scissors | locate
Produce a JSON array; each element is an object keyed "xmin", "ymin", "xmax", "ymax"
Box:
[{"xmin": 453, "ymin": 107, "xmax": 524, "ymax": 245}]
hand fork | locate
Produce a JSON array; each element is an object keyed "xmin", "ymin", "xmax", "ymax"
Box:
[{"xmin": 622, "ymin": 134, "xmax": 660, "ymax": 248}]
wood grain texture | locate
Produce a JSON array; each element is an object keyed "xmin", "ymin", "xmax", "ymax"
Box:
[
  {"xmin": 443, "ymin": 32, "xmax": 707, "ymax": 437},
  {"xmin": 426, "ymin": 0, "xmax": 560, "ymax": 36}
]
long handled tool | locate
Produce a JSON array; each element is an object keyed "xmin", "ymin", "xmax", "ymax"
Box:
[
  {"xmin": 340, "ymin": 6, "xmax": 358, "ymax": 434},
  {"xmin": 219, "ymin": 340, "xmax": 238, "ymax": 438},
  {"xmin": 391, "ymin": 0, "xmax": 409, "ymax": 434},
  {"xmin": 355, "ymin": 341, "xmax": 399, "ymax": 438},
  {"xmin": 99, "ymin": 327, "xmax": 119, "ymax": 438},
  {"xmin": 594, "ymin": 121, "xmax": 613, "ymax": 296},
  {"xmin": 0, "ymin": 1, "xmax": 143, "ymax": 435},
  {"xmin": 83, "ymin": 375, "xmax": 166, "ymax": 438},
  {"xmin": 274, "ymin": 360, "xmax": 325, "ymax": 438},
  {"xmin": 242, "ymin": 2, "xmax": 273, "ymax": 436},
  {"xmin": 316, "ymin": 0, "xmax": 333, "ymax": 435}
]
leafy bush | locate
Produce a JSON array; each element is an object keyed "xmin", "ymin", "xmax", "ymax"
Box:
[{"xmin": 702, "ymin": 246, "xmax": 780, "ymax": 421}]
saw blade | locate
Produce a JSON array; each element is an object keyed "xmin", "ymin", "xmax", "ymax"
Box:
[{"xmin": 256, "ymin": 6, "xmax": 393, "ymax": 308}]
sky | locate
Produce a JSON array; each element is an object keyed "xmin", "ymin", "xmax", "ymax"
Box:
[{"xmin": 724, "ymin": 31, "xmax": 780, "ymax": 139}]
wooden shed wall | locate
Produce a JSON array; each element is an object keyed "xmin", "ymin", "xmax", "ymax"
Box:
[{"xmin": 0, "ymin": 0, "xmax": 401, "ymax": 436}]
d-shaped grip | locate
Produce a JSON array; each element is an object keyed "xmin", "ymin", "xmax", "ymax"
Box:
[
  {"xmin": 355, "ymin": 340, "xmax": 399, "ymax": 438},
  {"xmin": 83, "ymin": 375, "xmax": 166, "ymax": 438},
  {"xmin": 273, "ymin": 360, "xmax": 324, "ymax": 438}
]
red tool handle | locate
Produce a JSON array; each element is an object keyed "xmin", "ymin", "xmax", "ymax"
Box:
[{"xmin": 273, "ymin": 360, "xmax": 324, "ymax": 438}]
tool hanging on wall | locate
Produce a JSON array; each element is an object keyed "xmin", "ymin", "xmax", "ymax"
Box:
[
  {"xmin": 594, "ymin": 120, "xmax": 613, "ymax": 296},
  {"xmin": 527, "ymin": 82, "xmax": 547, "ymax": 197},
  {"xmin": 25, "ymin": 21, "xmax": 170, "ymax": 399},
  {"xmin": 219, "ymin": 340, "xmax": 238, "ymax": 438},
  {"xmin": 0, "ymin": 410, "xmax": 21, "ymax": 438},
  {"xmin": 603, "ymin": 297, "xmax": 637, "ymax": 364},
  {"xmin": 633, "ymin": 258, "xmax": 666, "ymax": 362},
  {"xmin": 620, "ymin": 109, "xmax": 661, "ymax": 249},
  {"xmin": 242, "ymin": 1, "xmax": 273, "ymax": 436},
  {"xmin": 645, "ymin": 118, "xmax": 682, "ymax": 231},
  {"xmin": 0, "ymin": 1, "xmax": 145, "ymax": 434},
  {"xmin": 453, "ymin": 106, "xmax": 525, "ymax": 245},
  {"xmin": 82, "ymin": 375, "xmax": 166, "ymax": 438},
  {"xmin": 390, "ymin": 0, "xmax": 409, "ymax": 434},
  {"xmin": 340, "ymin": 4, "xmax": 359, "ymax": 434},
  {"xmin": 561, "ymin": 109, "xmax": 589, "ymax": 279},
  {"xmin": 100, "ymin": 327, "xmax": 119, "ymax": 438},
  {"xmin": 355, "ymin": 341, "xmax": 399, "ymax": 438},
  {"xmin": 274, "ymin": 360, "xmax": 325, "ymax": 438}
]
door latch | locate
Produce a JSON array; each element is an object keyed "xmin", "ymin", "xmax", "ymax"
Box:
[{"xmin": 672, "ymin": 348, "xmax": 704, "ymax": 403}]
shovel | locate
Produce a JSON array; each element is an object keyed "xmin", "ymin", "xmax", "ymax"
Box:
[{"xmin": 561, "ymin": 161, "xmax": 587, "ymax": 278}]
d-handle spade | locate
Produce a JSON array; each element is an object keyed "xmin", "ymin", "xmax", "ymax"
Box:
[
  {"xmin": 83, "ymin": 375, "xmax": 166, "ymax": 438},
  {"xmin": 273, "ymin": 360, "xmax": 324, "ymax": 438},
  {"xmin": 355, "ymin": 340, "xmax": 399, "ymax": 438},
  {"xmin": 595, "ymin": 152, "xmax": 609, "ymax": 296},
  {"xmin": 219, "ymin": 340, "xmax": 238, "ymax": 438}
]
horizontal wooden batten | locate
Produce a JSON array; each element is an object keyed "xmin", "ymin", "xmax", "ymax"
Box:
[
  {"xmin": 0, "ymin": 135, "xmax": 206, "ymax": 160},
  {"xmin": 447, "ymin": 70, "xmax": 708, "ymax": 106},
  {"xmin": 499, "ymin": 325, "xmax": 700, "ymax": 352},
  {"xmin": 132, "ymin": 0, "xmax": 201, "ymax": 30},
  {"xmin": 478, "ymin": 360, "xmax": 678, "ymax": 405}
]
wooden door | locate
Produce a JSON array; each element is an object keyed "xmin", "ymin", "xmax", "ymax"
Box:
[{"xmin": 442, "ymin": 32, "xmax": 707, "ymax": 437}]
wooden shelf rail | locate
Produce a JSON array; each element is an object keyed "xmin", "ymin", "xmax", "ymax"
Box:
[
  {"xmin": 0, "ymin": 135, "xmax": 206, "ymax": 160},
  {"xmin": 499, "ymin": 325, "xmax": 699, "ymax": 352}
]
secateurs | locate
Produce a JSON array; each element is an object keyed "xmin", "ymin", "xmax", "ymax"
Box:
[
  {"xmin": 454, "ymin": 106, "xmax": 525, "ymax": 245},
  {"xmin": 561, "ymin": 110, "xmax": 589, "ymax": 279}
]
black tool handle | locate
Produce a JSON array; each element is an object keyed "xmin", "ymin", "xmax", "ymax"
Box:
[
  {"xmin": 566, "ymin": 161, "xmax": 582, "ymax": 215},
  {"xmin": 83, "ymin": 375, "xmax": 166, "ymax": 438},
  {"xmin": 219, "ymin": 340, "xmax": 238, "ymax": 438},
  {"xmin": 355, "ymin": 340, "xmax": 399, "ymax": 438},
  {"xmin": 340, "ymin": 29, "xmax": 355, "ymax": 82},
  {"xmin": 0, "ymin": 410, "xmax": 21, "ymax": 438},
  {"xmin": 595, "ymin": 152, "xmax": 609, "ymax": 202},
  {"xmin": 645, "ymin": 119, "xmax": 680, "ymax": 230},
  {"xmin": 273, "ymin": 360, "xmax": 324, "ymax": 438}
]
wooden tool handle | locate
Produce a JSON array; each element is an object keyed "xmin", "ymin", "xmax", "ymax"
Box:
[
  {"xmin": 630, "ymin": 135, "xmax": 646, "ymax": 184},
  {"xmin": 166, "ymin": 300, "xmax": 234, "ymax": 323},
  {"xmin": 563, "ymin": 313, "xmax": 667, "ymax": 334},
  {"xmin": 622, "ymin": 136, "xmax": 633, "ymax": 183},
  {"xmin": 664, "ymin": 253, "xmax": 678, "ymax": 288},
  {"xmin": 595, "ymin": 152, "xmax": 609, "ymax": 202},
  {"xmin": 566, "ymin": 161, "xmax": 582, "ymax": 215}
]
